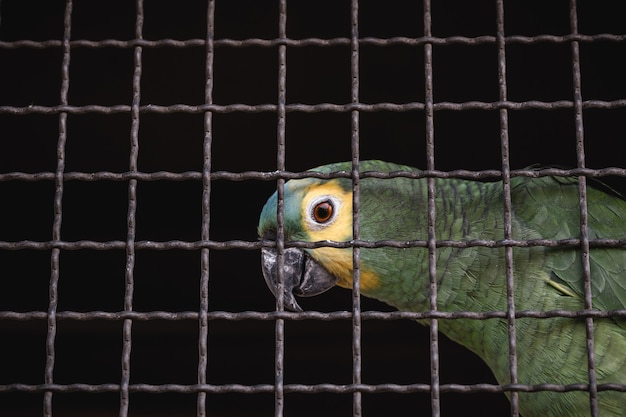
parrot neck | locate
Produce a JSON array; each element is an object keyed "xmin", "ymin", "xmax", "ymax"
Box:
[
  {"xmin": 360, "ymin": 178, "xmax": 506, "ymax": 311},
  {"xmin": 361, "ymin": 178, "xmax": 530, "ymax": 352}
]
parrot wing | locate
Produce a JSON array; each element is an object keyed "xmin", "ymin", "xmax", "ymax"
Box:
[{"xmin": 511, "ymin": 175, "xmax": 626, "ymax": 326}]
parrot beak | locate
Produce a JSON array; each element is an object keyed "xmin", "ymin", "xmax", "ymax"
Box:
[{"xmin": 261, "ymin": 247, "xmax": 337, "ymax": 312}]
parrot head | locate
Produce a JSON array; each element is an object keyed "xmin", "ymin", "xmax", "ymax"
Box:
[
  {"xmin": 258, "ymin": 160, "xmax": 427, "ymax": 311},
  {"xmin": 258, "ymin": 169, "xmax": 352, "ymax": 311}
]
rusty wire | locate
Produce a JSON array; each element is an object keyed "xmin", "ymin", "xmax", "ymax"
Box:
[
  {"xmin": 2, "ymin": 100, "xmax": 626, "ymax": 116},
  {"xmin": 197, "ymin": 0, "xmax": 215, "ymax": 415},
  {"xmin": 1, "ymin": 381, "xmax": 625, "ymax": 395},
  {"xmin": 495, "ymin": 1, "xmax": 520, "ymax": 414},
  {"xmin": 1, "ymin": 33, "xmax": 625, "ymax": 50},
  {"xmin": 349, "ymin": 0, "xmax": 363, "ymax": 415},
  {"xmin": 41, "ymin": 0, "xmax": 72, "ymax": 415},
  {"xmin": 422, "ymin": 1, "xmax": 441, "ymax": 415}
]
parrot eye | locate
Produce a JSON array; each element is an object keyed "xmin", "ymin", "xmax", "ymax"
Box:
[
  {"xmin": 312, "ymin": 200, "xmax": 334, "ymax": 224},
  {"xmin": 305, "ymin": 195, "xmax": 341, "ymax": 230}
]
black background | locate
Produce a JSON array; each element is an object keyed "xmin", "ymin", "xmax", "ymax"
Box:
[{"xmin": 1, "ymin": 1, "xmax": 625, "ymax": 416}]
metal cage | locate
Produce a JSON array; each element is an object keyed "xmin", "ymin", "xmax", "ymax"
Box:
[{"xmin": 1, "ymin": 1, "xmax": 625, "ymax": 416}]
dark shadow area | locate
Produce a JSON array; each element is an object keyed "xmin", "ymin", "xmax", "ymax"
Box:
[{"xmin": 1, "ymin": 0, "xmax": 625, "ymax": 416}]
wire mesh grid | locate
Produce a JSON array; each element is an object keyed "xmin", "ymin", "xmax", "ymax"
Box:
[{"xmin": 1, "ymin": 0, "xmax": 626, "ymax": 416}]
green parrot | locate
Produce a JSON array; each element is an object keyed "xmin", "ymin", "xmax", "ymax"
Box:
[{"xmin": 258, "ymin": 160, "xmax": 626, "ymax": 417}]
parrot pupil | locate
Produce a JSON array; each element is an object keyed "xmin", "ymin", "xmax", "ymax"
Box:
[{"xmin": 313, "ymin": 201, "xmax": 333, "ymax": 223}]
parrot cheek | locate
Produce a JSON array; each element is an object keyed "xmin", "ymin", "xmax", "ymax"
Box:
[{"xmin": 261, "ymin": 247, "xmax": 337, "ymax": 312}]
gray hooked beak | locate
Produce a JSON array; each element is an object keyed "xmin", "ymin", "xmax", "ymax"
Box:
[{"xmin": 261, "ymin": 247, "xmax": 337, "ymax": 311}]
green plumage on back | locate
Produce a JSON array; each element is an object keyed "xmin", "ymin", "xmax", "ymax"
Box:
[{"xmin": 259, "ymin": 160, "xmax": 626, "ymax": 416}]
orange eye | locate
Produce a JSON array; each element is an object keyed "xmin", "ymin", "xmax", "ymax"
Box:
[{"xmin": 312, "ymin": 201, "xmax": 334, "ymax": 223}]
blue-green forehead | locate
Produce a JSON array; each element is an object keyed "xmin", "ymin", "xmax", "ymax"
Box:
[{"xmin": 258, "ymin": 178, "xmax": 318, "ymax": 236}]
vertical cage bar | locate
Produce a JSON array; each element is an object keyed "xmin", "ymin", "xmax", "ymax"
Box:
[
  {"xmin": 495, "ymin": 1, "xmax": 519, "ymax": 416},
  {"xmin": 422, "ymin": 1, "xmax": 440, "ymax": 416},
  {"xmin": 274, "ymin": 1, "xmax": 288, "ymax": 416},
  {"xmin": 197, "ymin": 1, "xmax": 215, "ymax": 416},
  {"xmin": 120, "ymin": 1, "xmax": 143, "ymax": 416},
  {"xmin": 45, "ymin": 1, "xmax": 72, "ymax": 415},
  {"xmin": 349, "ymin": 0, "xmax": 362, "ymax": 416},
  {"xmin": 568, "ymin": 1, "xmax": 598, "ymax": 416}
]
